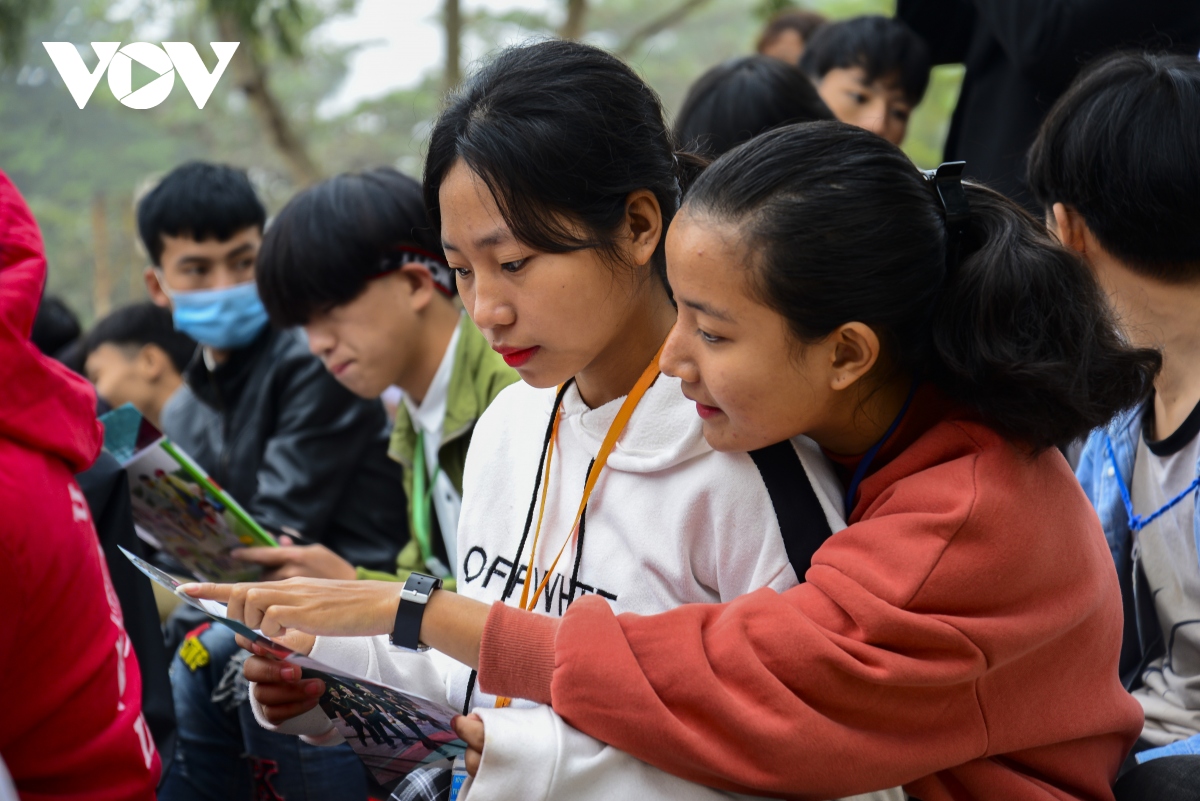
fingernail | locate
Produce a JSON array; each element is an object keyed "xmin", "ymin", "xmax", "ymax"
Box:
[
  {"xmin": 304, "ymin": 680, "xmax": 324, "ymax": 696},
  {"xmin": 281, "ymin": 666, "xmax": 298, "ymax": 681},
  {"xmin": 230, "ymin": 548, "xmax": 245, "ymax": 557}
]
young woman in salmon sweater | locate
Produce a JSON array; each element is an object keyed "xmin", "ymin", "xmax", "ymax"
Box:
[
  {"xmin": 186, "ymin": 41, "xmax": 853, "ymax": 801},
  {"xmin": 197, "ymin": 120, "xmax": 1167, "ymax": 800}
]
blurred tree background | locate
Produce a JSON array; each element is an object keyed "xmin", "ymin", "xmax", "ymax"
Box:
[{"xmin": 0, "ymin": 0, "xmax": 962, "ymax": 325}]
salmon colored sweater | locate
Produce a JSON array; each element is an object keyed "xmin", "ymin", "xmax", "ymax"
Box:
[{"xmin": 477, "ymin": 388, "xmax": 1142, "ymax": 800}]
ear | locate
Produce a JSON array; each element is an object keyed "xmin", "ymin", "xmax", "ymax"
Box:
[
  {"xmin": 398, "ymin": 262, "xmax": 439, "ymax": 312},
  {"xmin": 145, "ymin": 267, "xmax": 171, "ymax": 308},
  {"xmin": 136, "ymin": 344, "xmax": 170, "ymax": 381},
  {"xmin": 1049, "ymin": 203, "xmax": 1089, "ymax": 256},
  {"xmin": 826, "ymin": 322, "xmax": 881, "ymax": 392},
  {"xmin": 623, "ymin": 189, "xmax": 664, "ymax": 267}
]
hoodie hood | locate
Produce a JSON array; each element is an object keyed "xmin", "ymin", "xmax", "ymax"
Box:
[
  {"xmin": 0, "ymin": 170, "xmax": 102, "ymax": 472},
  {"xmin": 560, "ymin": 373, "xmax": 709, "ymax": 473}
]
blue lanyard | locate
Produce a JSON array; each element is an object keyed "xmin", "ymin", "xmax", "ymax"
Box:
[
  {"xmin": 843, "ymin": 382, "xmax": 919, "ymax": 515},
  {"xmin": 1104, "ymin": 434, "xmax": 1200, "ymax": 533}
]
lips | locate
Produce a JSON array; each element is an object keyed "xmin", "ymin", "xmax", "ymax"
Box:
[
  {"xmin": 493, "ymin": 345, "xmax": 540, "ymax": 368},
  {"xmin": 330, "ymin": 361, "xmax": 352, "ymax": 377},
  {"xmin": 682, "ymin": 387, "xmax": 723, "ymax": 420}
]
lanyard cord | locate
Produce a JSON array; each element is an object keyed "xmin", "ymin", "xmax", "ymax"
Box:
[
  {"xmin": 1104, "ymin": 434, "xmax": 1200, "ymax": 533},
  {"xmin": 494, "ymin": 342, "xmax": 665, "ymax": 708},
  {"xmin": 517, "ymin": 342, "xmax": 665, "ymax": 613},
  {"xmin": 500, "ymin": 382, "xmax": 573, "ymax": 603},
  {"xmin": 843, "ymin": 382, "xmax": 919, "ymax": 515}
]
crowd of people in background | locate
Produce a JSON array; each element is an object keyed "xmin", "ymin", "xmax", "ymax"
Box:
[{"xmin": 4, "ymin": 3, "xmax": 1200, "ymax": 801}]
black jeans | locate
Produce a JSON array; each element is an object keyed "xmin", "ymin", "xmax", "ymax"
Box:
[{"xmin": 1114, "ymin": 741, "xmax": 1200, "ymax": 801}]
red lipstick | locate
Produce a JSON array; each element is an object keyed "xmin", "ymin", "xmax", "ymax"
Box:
[{"xmin": 493, "ymin": 345, "xmax": 540, "ymax": 368}]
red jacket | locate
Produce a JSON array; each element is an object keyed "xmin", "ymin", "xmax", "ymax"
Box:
[
  {"xmin": 0, "ymin": 171, "xmax": 160, "ymax": 800},
  {"xmin": 478, "ymin": 387, "xmax": 1142, "ymax": 800}
]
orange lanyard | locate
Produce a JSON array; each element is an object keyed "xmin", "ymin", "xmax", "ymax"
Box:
[{"xmin": 495, "ymin": 342, "xmax": 664, "ymax": 707}]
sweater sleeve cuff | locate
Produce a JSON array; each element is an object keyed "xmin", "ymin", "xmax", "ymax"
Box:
[{"xmin": 476, "ymin": 602, "xmax": 559, "ymax": 706}]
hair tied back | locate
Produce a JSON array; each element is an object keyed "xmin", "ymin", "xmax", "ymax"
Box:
[{"xmin": 923, "ymin": 161, "xmax": 970, "ymax": 272}]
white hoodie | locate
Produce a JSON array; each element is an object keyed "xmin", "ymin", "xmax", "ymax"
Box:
[{"xmin": 255, "ymin": 375, "xmax": 855, "ymax": 800}]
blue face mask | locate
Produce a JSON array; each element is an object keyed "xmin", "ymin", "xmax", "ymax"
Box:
[{"xmin": 163, "ymin": 279, "xmax": 270, "ymax": 350}]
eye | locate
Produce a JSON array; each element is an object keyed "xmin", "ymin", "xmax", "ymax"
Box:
[
  {"xmin": 891, "ymin": 108, "xmax": 911, "ymax": 122},
  {"xmin": 848, "ymin": 92, "xmax": 868, "ymax": 105},
  {"xmin": 452, "ymin": 266, "xmax": 472, "ymax": 280},
  {"xmin": 697, "ymin": 329, "xmax": 724, "ymax": 345},
  {"xmin": 237, "ymin": 257, "xmax": 255, "ymax": 270},
  {"xmin": 500, "ymin": 258, "xmax": 527, "ymax": 273}
]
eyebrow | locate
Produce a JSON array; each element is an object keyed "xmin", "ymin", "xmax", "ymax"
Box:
[
  {"xmin": 442, "ymin": 230, "xmax": 513, "ymax": 252},
  {"xmin": 682, "ymin": 298, "xmax": 734, "ymax": 323}
]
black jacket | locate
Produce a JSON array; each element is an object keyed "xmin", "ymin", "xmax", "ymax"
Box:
[
  {"xmin": 898, "ymin": 0, "xmax": 1200, "ymax": 210},
  {"xmin": 161, "ymin": 327, "xmax": 406, "ymax": 573}
]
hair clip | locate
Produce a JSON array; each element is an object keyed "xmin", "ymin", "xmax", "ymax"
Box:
[
  {"xmin": 922, "ymin": 161, "xmax": 970, "ymax": 272},
  {"xmin": 922, "ymin": 161, "xmax": 970, "ymax": 234}
]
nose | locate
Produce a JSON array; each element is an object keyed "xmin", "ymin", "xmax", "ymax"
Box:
[
  {"xmin": 860, "ymin": 101, "xmax": 890, "ymax": 140},
  {"xmin": 304, "ymin": 323, "xmax": 335, "ymax": 359},
  {"xmin": 465, "ymin": 269, "xmax": 516, "ymax": 331},
  {"xmin": 659, "ymin": 323, "xmax": 696, "ymax": 382}
]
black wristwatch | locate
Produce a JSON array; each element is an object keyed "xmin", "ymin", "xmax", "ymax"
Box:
[{"xmin": 390, "ymin": 572, "xmax": 442, "ymax": 651}]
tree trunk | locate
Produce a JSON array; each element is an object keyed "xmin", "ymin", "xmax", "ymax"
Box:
[
  {"xmin": 559, "ymin": 0, "xmax": 588, "ymax": 40},
  {"xmin": 444, "ymin": 0, "xmax": 462, "ymax": 95},
  {"xmin": 91, "ymin": 192, "xmax": 112, "ymax": 319},
  {"xmin": 123, "ymin": 194, "xmax": 142, "ymax": 301},
  {"xmin": 215, "ymin": 12, "xmax": 322, "ymax": 186},
  {"xmin": 616, "ymin": 0, "xmax": 713, "ymax": 58}
]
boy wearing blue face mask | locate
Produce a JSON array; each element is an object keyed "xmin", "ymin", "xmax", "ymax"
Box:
[{"xmin": 139, "ymin": 162, "xmax": 406, "ymax": 800}]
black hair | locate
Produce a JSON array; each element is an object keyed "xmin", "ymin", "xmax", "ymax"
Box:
[
  {"xmin": 799, "ymin": 15, "xmax": 931, "ymax": 106},
  {"xmin": 685, "ymin": 121, "xmax": 1161, "ymax": 451},
  {"xmin": 83, "ymin": 301, "xmax": 197, "ymax": 372},
  {"xmin": 424, "ymin": 39, "xmax": 702, "ymax": 287},
  {"xmin": 257, "ymin": 167, "xmax": 443, "ymax": 327},
  {"xmin": 756, "ymin": 10, "xmax": 827, "ymax": 55},
  {"xmin": 136, "ymin": 161, "xmax": 267, "ymax": 266},
  {"xmin": 31, "ymin": 295, "xmax": 81, "ymax": 357},
  {"xmin": 675, "ymin": 56, "xmax": 834, "ymax": 158},
  {"xmin": 1028, "ymin": 51, "xmax": 1200, "ymax": 281}
]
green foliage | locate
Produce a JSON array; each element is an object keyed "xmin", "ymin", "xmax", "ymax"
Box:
[{"xmin": 0, "ymin": 0, "xmax": 51, "ymax": 66}]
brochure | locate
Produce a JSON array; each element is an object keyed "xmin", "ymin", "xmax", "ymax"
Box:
[
  {"xmin": 120, "ymin": 547, "xmax": 467, "ymax": 789},
  {"xmin": 100, "ymin": 403, "xmax": 277, "ymax": 581}
]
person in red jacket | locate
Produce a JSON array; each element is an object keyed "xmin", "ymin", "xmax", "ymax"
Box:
[
  {"xmin": 0, "ymin": 170, "xmax": 160, "ymax": 800},
  {"xmin": 196, "ymin": 123, "xmax": 1157, "ymax": 799}
]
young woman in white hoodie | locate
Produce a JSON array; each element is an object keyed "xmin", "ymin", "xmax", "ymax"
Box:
[{"xmin": 186, "ymin": 40, "xmax": 856, "ymax": 801}]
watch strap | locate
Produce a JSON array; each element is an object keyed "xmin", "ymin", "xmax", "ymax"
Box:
[{"xmin": 390, "ymin": 573, "xmax": 441, "ymax": 650}]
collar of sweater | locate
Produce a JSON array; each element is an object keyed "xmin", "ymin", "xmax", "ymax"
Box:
[{"xmin": 557, "ymin": 373, "xmax": 709, "ymax": 474}]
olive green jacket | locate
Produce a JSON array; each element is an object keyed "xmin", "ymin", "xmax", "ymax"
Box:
[{"xmin": 356, "ymin": 316, "xmax": 519, "ymax": 589}]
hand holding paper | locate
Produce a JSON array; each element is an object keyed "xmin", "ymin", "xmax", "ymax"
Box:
[{"xmin": 180, "ymin": 577, "xmax": 403, "ymax": 638}]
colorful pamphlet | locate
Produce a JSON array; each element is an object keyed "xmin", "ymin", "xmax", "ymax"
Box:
[
  {"xmin": 100, "ymin": 403, "xmax": 276, "ymax": 581},
  {"xmin": 120, "ymin": 547, "xmax": 467, "ymax": 789}
]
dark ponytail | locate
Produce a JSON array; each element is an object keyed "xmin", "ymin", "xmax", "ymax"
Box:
[
  {"xmin": 686, "ymin": 121, "xmax": 1160, "ymax": 450},
  {"xmin": 423, "ymin": 40, "xmax": 702, "ymax": 285}
]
